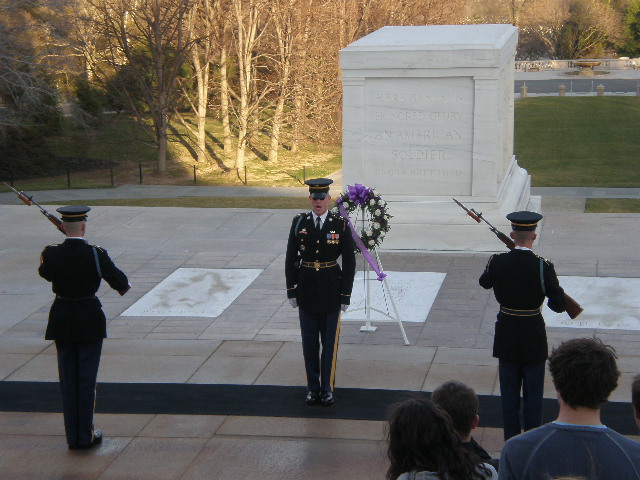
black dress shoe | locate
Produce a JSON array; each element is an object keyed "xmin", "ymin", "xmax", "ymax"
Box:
[
  {"xmin": 320, "ymin": 391, "xmax": 334, "ymax": 406},
  {"xmin": 69, "ymin": 430, "xmax": 103, "ymax": 450},
  {"xmin": 305, "ymin": 390, "xmax": 320, "ymax": 406}
]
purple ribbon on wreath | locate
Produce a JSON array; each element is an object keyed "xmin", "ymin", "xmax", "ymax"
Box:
[{"xmin": 336, "ymin": 184, "xmax": 387, "ymax": 282}]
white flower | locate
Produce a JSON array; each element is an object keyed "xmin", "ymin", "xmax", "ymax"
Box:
[
  {"xmin": 369, "ymin": 199, "xmax": 375, "ymax": 206},
  {"xmin": 343, "ymin": 201, "xmax": 350, "ymax": 209},
  {"xmin": 374, "ymin": 222, "xmax": 381, "ymax": 229},
  {"xmin": 331, "ymin": 207, "xmax": 338, "ymax": 214},
  {"xmin": 380, "ymin": 231, "xmax": 386, "ymax": 237},
  {"xmin": 368, "ymin": 239, "xmax": 375, "ymax": 246},
  {"xmin": 374, "ymin": 209, "xmax": 381, "ymax": 216},
  {"xmin": 378, "ymin": 199, "xmax": 384, "ymax": 205}
]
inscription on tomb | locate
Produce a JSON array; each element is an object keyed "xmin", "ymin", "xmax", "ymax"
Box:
[{"xmin": 363, "ymin": 77, "xmax": 473, "ymax": 195}]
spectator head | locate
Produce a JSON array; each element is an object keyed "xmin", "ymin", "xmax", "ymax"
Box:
[
  {"xmin": 632, "ymin": 374, "xmax": 640, "ymax": 429},
  {"xmin": 548, "ymin": 338, "xmax": 619, "ymax": 410},
  {"xmin": 431, "ymin": 380, "xmax": 479, "ymax": 441},
  {"xmin": 385, "ymin": 397, "xmax": 484, "ymax": 480}
]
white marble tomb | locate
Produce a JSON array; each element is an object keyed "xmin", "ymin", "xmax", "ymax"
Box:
[
  {"xmin": 121, "ymin": 268, "xmax": 262, "ymax": 317},
  {"xmin": 543, "ymin": 276, "xmax": 640, "ymax": 330},
  {"xmin": 119, "ymin": 268, "xmax": 637, "ymax": 332},
  {"xmin": 340, "ymin": 25, "xmax": 539, "ymax": 251},
  {"xmin": 342, "ymin": 271, "xmax": 446, "ymax": 323}
]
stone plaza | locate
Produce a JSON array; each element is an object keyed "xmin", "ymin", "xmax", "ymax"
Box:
[{"xmin": 1, "ymin": 182, "xmax": 640, "ymax": 478}]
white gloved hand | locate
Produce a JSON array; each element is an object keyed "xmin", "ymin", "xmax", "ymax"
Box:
[
  {"xmin": 289, "ymin": 298, "xmax": 298, "ymax": 308},
  {"xmin": 341, "ymin": 304, "xmax": 349, "ymax": 312}
]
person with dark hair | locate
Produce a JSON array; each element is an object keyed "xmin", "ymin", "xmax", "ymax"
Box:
[
  {"xmin": 386, "ymin": 397, "xmax": 497, "ymax": 480},
  {"xmin": 39, "ymin": 206, "xmax": 130, "ymax": 450},
  {"xmin": 632, "ymin": 374, "xmax": 640, "ymax": 430},
  {"xmin": 431, "ymin": 381, "xmax": 499, "ymax": 471},
  {"xmin": 479, "ymin": 211, "xmax": 567, "ymax": 441},
  {"xmin": 498, "ymin": 338, "xmax": 640, "ymax": 480}
]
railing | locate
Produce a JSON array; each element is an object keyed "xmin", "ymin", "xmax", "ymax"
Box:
[
  {"xmin": 516, "ymin": 58, "xmax": 640, "ymax": 71},
  {"xmin": 2, "ymin": 162, "xmax": 315, "ymax": 190}
]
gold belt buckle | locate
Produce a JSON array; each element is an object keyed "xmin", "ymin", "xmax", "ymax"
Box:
[{"xmin": 314, "ymin": 261, "xmax": 320, "ymax": 271}]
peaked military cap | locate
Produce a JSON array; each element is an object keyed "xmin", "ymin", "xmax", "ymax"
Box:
[
  {"xmin": 56, "ymin": 205, "xmax": 91, "ymax": 222},
  {"xmin": 506, "ymin": 211, "xmax": 543, "ymax": 231},
  {"xmin": 305, "ymin": 178, "xmax": 333, "ymax": 200}
]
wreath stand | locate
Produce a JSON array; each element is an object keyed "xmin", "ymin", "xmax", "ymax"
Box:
[{"xmin": 348, "ymin": 210, "xmax": 410, "ymax": 345}]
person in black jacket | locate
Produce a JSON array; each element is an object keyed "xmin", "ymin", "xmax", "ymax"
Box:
[
  {"xmin": 285, "ymin": 178, "xmax": 356, "ymax": 406},
  {"xmin": 479, "ymin": 211, "xmax": 566, "ymax": 441},
  {"xmin": 432, "ymin": 380, "xmax": 500, "ymax": 471},
  {"xmin": 39, "ymin": 206, "xmax": 130, "ymax": 450}
]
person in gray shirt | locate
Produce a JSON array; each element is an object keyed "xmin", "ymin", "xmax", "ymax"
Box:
[{"xmin": 498, "ymin": 337, "xmax": 640, "ymax": 480}]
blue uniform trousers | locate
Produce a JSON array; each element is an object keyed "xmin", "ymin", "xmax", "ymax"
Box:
[
  {"xmin": 298, "ymin": 308, "xmax": 340, "ymax": 393},
  {"xmin": 499, "ymin": 358, "xmax": 546, "ymax": 441},
  {"xmin": 55, "ymin": 339, "xmax": 102, "ymax": 447}
]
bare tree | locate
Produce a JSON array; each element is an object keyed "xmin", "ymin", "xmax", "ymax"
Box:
[
  {"xmin": 219, "ymin": 40, "xmax": 233, "ymax": 156},
  {"xmin": 215, "ymin": 0, "xmax": 233, "ymax": 157},
  {"xmin": 87, "ymin": 0, "xmax": 196, "ymax": 172},
  {"xmin": 0, "ymin": 2, "xmax": 61, "ymax": 137},
  {"xmin": 175, "ymin": 0, "xmax": 220, "ymax": 164},
  {"xmin": 507, "ymin": 0, "xmax": 532, "ymax": 25},
  {"xmin": 557, "ymin": 0, "xmax": 621, "ymax": 58},
  {"xmin": 517, "ymin": 0, "xmax": 621, "ymax": 58},
  {"xmin": 227, "ymin": 0, "xmax": 271, "ymax": 172},
  {"xmin": 265, "ymin": 0, "xmax": 296, "ymax": 162}
]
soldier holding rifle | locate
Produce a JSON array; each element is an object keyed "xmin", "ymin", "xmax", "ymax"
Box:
[
  {"xmin": 38, "ymin": 205, "xmax": 130, "ymax": 450},
  {"xmin": 478, "ymin": 211, "xmax": 567, "ymax": 441},
  {"xmin": 5, "ymin": 183, "xmax": 131, "ymax": 449}
]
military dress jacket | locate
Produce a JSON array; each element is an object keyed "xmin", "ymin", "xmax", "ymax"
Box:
[
  {"xmin": 479, "ymin": 249, "xmax": 566, "ymax": 363},
  {"xmin": 39, "ymin": 238, "xmax": 129, "ymax": 343},
  {"xmin": 285, "ymin": 211, "xmax": 356, "ymax": 314}
]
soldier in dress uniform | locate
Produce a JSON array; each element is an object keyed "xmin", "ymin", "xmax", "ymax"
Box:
[
  {"xmin": 479, "ymin": 211, "xmax": 566, "ymax": 441},
  {"xmin": 38, "ymin": 206, "xmax": 130, "ymax": 450},
  {"xmin": 285, "ymin": 178, "xmax": 356, "ymax": 406}
]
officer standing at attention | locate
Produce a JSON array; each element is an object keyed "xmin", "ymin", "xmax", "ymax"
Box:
[
  {"xmin": 479, "ymin": 211, "xmax": 566, "ymax": 441},
  {"xmin": 285, "ymin": 178, "xmax": 356, "ymax": 406},
  {"xmin": 39, "ymin": 206, "xmax": 130, "ymax": 450}
]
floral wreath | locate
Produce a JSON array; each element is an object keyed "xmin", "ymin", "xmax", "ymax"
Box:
[{"xmin": 334, "ymin": 183, "xmax": 392, "ymax": 253}]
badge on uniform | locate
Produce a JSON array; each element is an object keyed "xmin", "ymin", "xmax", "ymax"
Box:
[
  {"xmin": 299, "ymin": 228, "xmax": 308, "ymax": 235},
  {"xmin": 327, "ymin": 232, "xmax": 339, "ymax": 244}
]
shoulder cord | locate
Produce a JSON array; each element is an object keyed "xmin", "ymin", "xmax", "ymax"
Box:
[
  {"xmin": 295, "ymin": 215, "xmax": 304, "ymax": 238},
  {"xmin": 92, "ymin": 247, "xmax": 102, "ymax": 279},
  {"xmin": 539, "ymin": 259, "xmax": 546, "ymax": 295}
]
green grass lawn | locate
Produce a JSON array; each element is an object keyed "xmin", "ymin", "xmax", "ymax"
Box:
[
  {"xmin": 585, "ymin": 198, "xmax": 640, "ymax": 213},
  {"xmin": 23, "ymin": 114, "xmax": 342, "ymax": 191},
  {"xmin": 515, "ymin": 97, "xmax": 640, "ymax": 187}
]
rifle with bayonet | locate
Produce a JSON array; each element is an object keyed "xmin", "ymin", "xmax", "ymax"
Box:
[
  {"xmin": 3, "ymin": 182, "xmax": 66, "ymax": 234},
  {"xmin": 453, "ymin": 198, "xmax": 583, "ymax": 319}
]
